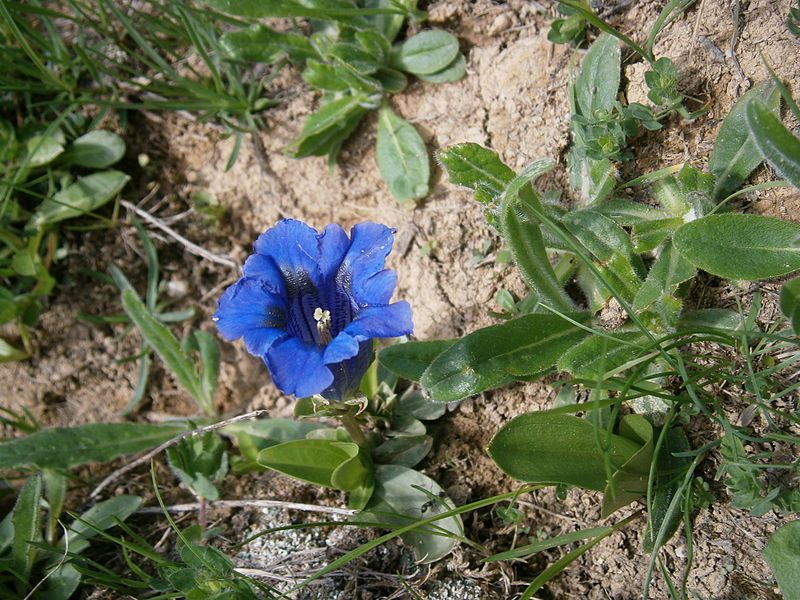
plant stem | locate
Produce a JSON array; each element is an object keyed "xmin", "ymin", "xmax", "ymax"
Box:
[{"xmin": 340, "ymin": 414, "xmax": 369, "ymax": 448}]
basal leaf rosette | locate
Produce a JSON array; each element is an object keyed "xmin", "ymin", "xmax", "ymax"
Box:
[{"xmin": 214, "ymin": 219, "xmax": 413, "ymax": 400}]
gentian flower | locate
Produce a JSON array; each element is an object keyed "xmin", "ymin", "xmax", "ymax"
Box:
[{"xmin": 214, "ymin": 219, "xmax": 413, "ymax": 400}]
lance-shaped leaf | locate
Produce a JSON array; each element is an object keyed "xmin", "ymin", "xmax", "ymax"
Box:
[
  {"xmin": 29, "ymin": 171, "xmax": 130, "ymax": 228},
  {"xmin": 379, "ymin": 339, "xmax": 456, "ymax": 381},
  {"xmin": 746, "ymin": 99, "xmax": 800, "ymax": 190},
  {"xmin": 557, "ymin": 330, "xmax": 649, "ymax": 380},
  {"xmin": 64, "ymin": 130, "xmax": 126, "ymax": 168},
  {"xmin": 221, "ymin": 24, "xmax": 315, "ymax": 64},
  {"xmin": 633, "ymin": 241, "xmax": 696, "ymax": 312},
  {"xmin": 437, "ymin": 143, "xmax": 515, "ymax": 206},
  {"xmin": 562, "ymin": 209, "xmax": 644, "ymax": 302},
  {"xmin": 12, "ymin": 473, "xmax": 42, "ymax": 586},
  {"xmin": 420, "ymin": 312, "xmax": 591, "ymax": 402},
  {"xmin": 500, "ymin": 160, "xmax": 577, "ymax": 312},
  {"xmin": 0, "ymin": 423, "xmax": 187, "ymax": 470},
  {"xmin": 673, "ymin": 214, "xmax": 800, "ymax": 280},
  {"xmin": 574, "ymin": 33, "xmax": 620, "ymax": 117},
  {"xmin": 710, "ymin": 80, "xmax": 780, "ymax": 200},
  {"xmin": 122, "ymin": 290, "xmax": 207, "ymax": 409}
]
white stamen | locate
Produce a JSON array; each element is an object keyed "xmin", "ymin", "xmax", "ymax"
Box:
[{"xmin": 314, "ymin": 307, "xmax": 332, "ymax": 343}]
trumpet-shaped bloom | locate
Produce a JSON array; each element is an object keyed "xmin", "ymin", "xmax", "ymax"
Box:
[{"xmin": 214, "ymin": 219, "xmax": 413, "ymax": 400}]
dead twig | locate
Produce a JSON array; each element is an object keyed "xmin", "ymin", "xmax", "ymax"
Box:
[
  {"xmin": 89, "ymin": 410, "xmax": 270, "ymax": 499},
  {"xmin": 137, "ymin": 499, "xmax": 356, "ymax": 517},
  {"xmin": 121, "ymin": 199, "xmax": 240, "ymax": 270}
]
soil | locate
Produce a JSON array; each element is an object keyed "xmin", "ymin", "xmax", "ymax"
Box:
[{"xmin": 2, "ymin": 0, "xmax": 799, "ymax": 598}]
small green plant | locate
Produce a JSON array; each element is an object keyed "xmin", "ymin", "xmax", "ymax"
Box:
[
  {"xmin": 0, "ymin": 472, "xmax": 141, "ymax": 600},
  {"xmin": 0, "ymin": 109, "xmax": 129, "ymax": 361},
  {"xmin": 73, "ymin": 493, "xmax": 270, "ymax": 599},
  {"xmin": 2, "ymin": 1, "xmax": 273, "ymax": 163},
  {"xmin": 211, "ymin": 0, "xmax": 466, "ymax": 202},
  {"xmin": 378, "ymin": 31, "xmax": 800, "ymax": 596}
]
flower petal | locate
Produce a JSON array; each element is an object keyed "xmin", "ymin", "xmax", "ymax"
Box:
[
  {"xmin": 357, "ymin": 269, "xmax": 397, "ymax": 305},
  {"xmin": 338, "ymin": 222, "xmax": 395, "ymax": 306},
  {"xmin": 266, "ymin": 337, "xmax": 334, "ymax": 398},
  {"xmin": 318, "ymin": 224, "xmax": 350, "ymax": 283},
  {"xmin": 343, "ymin": 301, "xmax": 414, "ymax": 341},
  {"xmin": 253, "ymin": 219, "xmax": 323, "ymax": 293},
  {"xmin": 213, "ymin": 278, "xmax": 287, "ymax": 356},
  {"xmin": 323, "ymin": 331, "xmax": 361, "ymax": 365}
]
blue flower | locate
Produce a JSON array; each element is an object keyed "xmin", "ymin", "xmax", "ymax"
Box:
[{"xmin": 214, "ymin": 219, "xmax": 413, "ymax": 400}]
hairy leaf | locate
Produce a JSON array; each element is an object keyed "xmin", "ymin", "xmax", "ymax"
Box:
[
  {"xmin": 0, "ymin": 423, "xmax": 186, "ymax": 469},
  {"xmin": 420, "ymin": 313, "xmax": 591, "ymax": 402},
  {"xmin": 674, "ymin": 214, "xmax": 800, "ymax": 280},
  {"xmin": 376, "ymin": 106, "xmax": 429, "ymax": 201},
  {"xmin": 710, "ymin": 80, "xmax": 780, "ymax": 200},
  {"xmin": 746, "ymin": 99, "xmax": 800, "ymax": 189}
]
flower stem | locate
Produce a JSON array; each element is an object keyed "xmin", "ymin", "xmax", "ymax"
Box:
[{"xmin": 340, "ymin": 414, "xmax": 369, "ymax": 448}]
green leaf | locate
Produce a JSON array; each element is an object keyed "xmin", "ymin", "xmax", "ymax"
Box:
[
  {"xmin": 365, "ymin": 0, "xmax": 418, "ymax": 42},
  {"xmin": 12, "ymin": 473, "xmax": 42, "ymax": 586},
  {"xmin": 562, "ymin": 209, "xmax": 644, "ymax": 301},
  {"xmin": 392, "ymin": 30, "xmax": 459, "ymax": 75},
  {"xmin": 208, "ymin": 0, "xmax": 406, "ymax": 20},
  {"xmin": 288, "ymin": 95, "xmax": 367, "ymax": 158},
  {"xmin": 780, "ymin": 277, "xmax": 800, "ymax": 335},
  {"xmin": 633, "ymin": 241, "xmax": 696, "ymax": 312},
  {"xmin": 395, "ymin": 387, "xmax": 448, "ymax": 420},
  {"xmin": 378, "ymin": 339, "xmax": 456, "ymax": 381},
  {"xmin": 373, "ymin": 435, "xmax": 432, "ymax": 467},
  {"xmin": 29, "ymin": 170, "xmax": 130, "ymax": 228},
  {"xmin": 257, "ymin": 439, "xmax": 364, "ymax": 489},
  {"xmin": 416, "ymin": 53, "xmax": 466, "ymax": 84},
  {"xmin": 710, "ymin": 80, "xmax": 780, "ymax": 200},
  {"xmin": 356, "ymin": 464, "xmax": 462, "ymax": 563},
  {"xmin": 0, "ymin": 338, "xmax": 28, "ymax": 362},
  {"xmin": 193, "ymin": 330, "xmax": 219, "ymax": 410},
  {"xmin": 594, "ymin": 198, "xmax": 669, "ymax": 226},
  {"xmin": 374, "ymin": 67, "xmax": 408, "ymax": 92},
  {"xmin": 574, "ymin": 33, "xmax": 620, "ymax": 117},
  {"xmin": 500, "ymin": 160, "xmax": 576, "ymax": 312},
  {"xmin": 488, "ymin": 413, "xmax": 642, "ymax": 491},
  {"xmin": 64, "ymin": 130, "xmax": 125, "ymax": 168},
  {"xmin": 0, "ymin": 423, "xmax": 186, "ymax": 470},
  {"xmin": 221, "ymin": 24, "xmax": 315, "ymax": 63},
  {"xmin": 25, "ymin": 135, "xmax": 64, "ymax": 167},
  {"xmin": 631, "ymin": 217, "xmax": 683, "ymax": 253},
  {"xmin": 763, "ymin": 521, "xmax": 800, "ymax": 599},
  {"xmin": 223, "ymin": 418, "xmax": 325, "ymax": 444},
  {"xmin": 673, "ymin": 214, "xmax": 800, "ymax": 280},
  {"xmin": 677, "ymin": 308, "xmax": 746, "ymax": 333},
  {"xmin": 65, "ymin": 495, "xmax": 142, "ymax": 555},
  {"xmin": 643, "ymin": 427, "xmax": 691, "ymax": 552},
  {"xmin": 122, "ymin": 289, "xmax": 206, "ymax": 406},
  {"xmin": 167, "ymin": 433, "xmax": 228, "ymax": 501},
  {"xmin": 557, "ymin": 331, "xmax": 648, "ymax": 379},
  {"xmin": 302, "ymin": 60, "xmax": 352, "ymax": 92},
  {"xmin": 746, "ymin": 99, "xmax": 800, "ymax": 190},
  {"xmin": 485, "ymin": 525, "xmax": 612, "ymax": 562},
  {"xmin": 601, "ymin": 414, "xmax": 654, "ymax": 517},
  {"xmin": 375, "ymin": 106, "xmax": 429, "ymax": 201},
  {"xmin": 420, "ymin": 312, "xmax": 591, "ymax": 402},
  {"xmin": 438, "ymin": 143, "xmax": 515, "ymax": 206}
]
